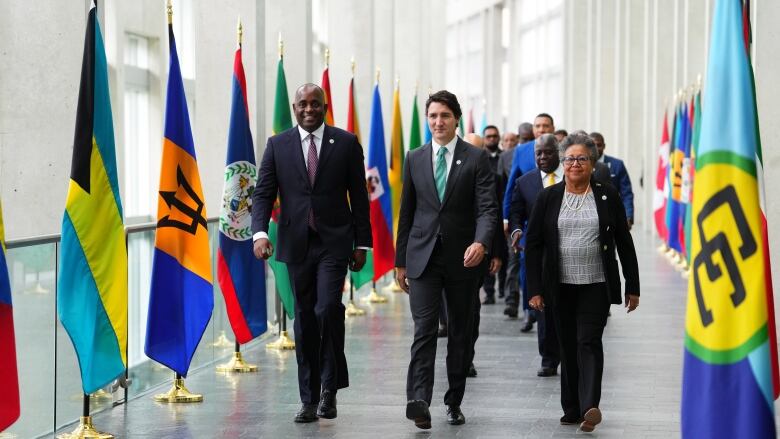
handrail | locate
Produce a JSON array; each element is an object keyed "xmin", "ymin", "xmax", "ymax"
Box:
[{"xmin": 5, "ymin": 217, "xmax": 220, "ymax": 250}]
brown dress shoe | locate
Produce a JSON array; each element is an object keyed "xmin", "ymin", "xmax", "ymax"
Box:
[{"xmin": 580, "ymin": 407, "xmax": 602, "ymax": 432}]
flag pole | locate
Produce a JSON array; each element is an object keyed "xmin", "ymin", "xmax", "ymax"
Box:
[{"xmin": 266, "ymin": 287, "xmax": 296, "ymax": 350}]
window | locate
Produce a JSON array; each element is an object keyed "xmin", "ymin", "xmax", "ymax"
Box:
[{"xmin": 124, "ymin": 33, "xmax": 153, "ymax": 220}]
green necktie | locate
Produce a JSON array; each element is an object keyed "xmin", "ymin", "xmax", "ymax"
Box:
[{"xmin": 435, "ymin": 146, "xmax": 448, "ymax": 201}]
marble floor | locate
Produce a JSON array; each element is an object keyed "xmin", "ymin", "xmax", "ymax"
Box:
[{"xmin": 50, "ymin": 231, "xmax": 724, "ymax": 438}]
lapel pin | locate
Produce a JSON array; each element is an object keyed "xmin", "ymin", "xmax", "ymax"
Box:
[
  {"xmin": 456, "ymin": 159, "xmax": 462, "ymax": 165},
  {"xmin": 329, "ymin": 138, "xmax": 334, "ymax": 144},
  {"xmin": 602, "ymin": 195, "xmax": 607, "ymax": 200}
]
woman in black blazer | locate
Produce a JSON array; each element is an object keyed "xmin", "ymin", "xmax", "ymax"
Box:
[{"xmin": 525, "ymin": 133, "xmax": 640, "ymax": 433}]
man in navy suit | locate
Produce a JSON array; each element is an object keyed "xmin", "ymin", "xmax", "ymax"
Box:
[
  {"xmin": 252, "ymin": 84, "xmax": 372, "ymax": 423},
  {"xmin": 590, "ymin": 132, "xmax": 635, "ymax": 230},
  {"xmin": 508, "ymin": 134, "xmax": 562, "ymax": 378}
]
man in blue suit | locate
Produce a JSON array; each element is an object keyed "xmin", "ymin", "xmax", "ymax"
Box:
[
  {"xmin": 508, "ymin": 134, "xmax": 561, "ymax": 377},
  {"xmin": 502, "ymin": 113, "xmax": 555, "ymax": 324},
  {"xmin": 590, "ymin": 132, "xmax": 634, "ymax": 230}
]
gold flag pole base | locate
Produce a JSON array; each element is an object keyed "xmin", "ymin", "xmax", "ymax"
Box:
[
  {"xmin": 211, "ymin": 330, "xmax": 234, "ymax": 348},
  {"xmin": 153, "ymin": 378, "xmax": 203, "ymax": 403},
  {"xmin": 656, "ymin": 243, "xmax": 669, "ymax": 254},
  {"xmin": 345, "ymin": 299, "xmax": 366, "ymax": 316},
  {"xmin": 365, "ymin": 287, "xmax": 388, "ymax": 303},
  {"xmin": 216, "ymin": 351, "xmax": 258, "ymax": 373},
  {"xmin": 681, "ymin": 267, "xmax": 691, "ymax": 279},
  {"xmin": 382, "ymin": 283, "xmax": 405, "ymax": 293},
  {"xmin": 266, "ymin": 330, "xmax": 296, "ymax": 350},
  {"xmin": 56, "ymin": 416, "xmax": 113, "ymax": 439},
  {"xmin": 675, "ymin": 259, "xmax": 689, "ymax": 272}
]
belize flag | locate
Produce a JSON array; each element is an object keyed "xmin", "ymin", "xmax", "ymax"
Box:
[
  {"xmin": 366, "ymin": 84, "xmax": 395, "ymax": 280},
  {"xmin": 216, "ymin": 42, "xmax": 267, "ymax": 344},
  {"xmin": 145, "ymin": 21, "xmax": 213, "ymax": 376},
  {"xmin": 681, "ymin": 0, "xmax": 778, "ymax": 437},
  {"xmin": 0, "ymin": 201, "xmax": 19, "ymax": 431}
]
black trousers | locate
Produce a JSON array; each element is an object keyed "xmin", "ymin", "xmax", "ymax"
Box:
[
  {"xmin": 287, "ymin": 232, "xmax": 349, "ymax": 404},
  {"xmin": 553, "ymin": 283, "xmax": 610, "ymax": 418},
  {"xmin": 504, "ymin": 236, "xmax": 520, "ymax": 306},
  {"xmin": 482, "ymin": 254, "xmax": 507, "ymax": 299},
  {"xmin": 537, "ymin": 304, "xmax": 560, "ymax": 369},
  {"xmin": 407, "ymin": 242, "xmax": 479, "ymax": 407}
]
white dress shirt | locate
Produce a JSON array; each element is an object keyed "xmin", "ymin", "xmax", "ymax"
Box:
[
  {"xmin": 431, "ymin": 135, "xmax": 457, "ymax": 178},
  {"xmin": 254, "ymin": 123, "xmax": 370, "ymax": 251}
]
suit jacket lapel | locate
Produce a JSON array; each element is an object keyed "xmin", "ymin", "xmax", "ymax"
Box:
[
  {"xmin": 418, "ymin": 143, "xmax": 441, "ymax": 208},
  {"xmin": 549, "ymin": 181, "xmax": 564, "ymax": 244},
  {"xmin": 314, "ymin": 125, "xmax": 335, "ymax": 187},
  {"xmin": 291, "ymin": 127, "xmax": 310, "ymax": 189},
  {"xmin": 441, "ymin": 139, "xmax": 466, "ymax": 207}
]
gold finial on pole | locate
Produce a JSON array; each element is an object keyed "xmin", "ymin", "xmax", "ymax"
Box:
[
  {"xmin": 395, "ymin": 74, "xmax": 400, "ymax": 89},
  {"xmin": 376, "ymin": 67, "xmax": 381, "ymax": 84},
  {"xmin": 237, "ymin": 17, "xmax": 243, "ymax": 46},
  {"xmin": 166, "ymin": 0, "xmax": 173, "ymax": 25},
  {"xmin": 696, "ymin": 74, "xmax": 703, "ymax": 92},
  {"xmin": 414, "ymin": 80, "xmax": 419, "ymax": 95},
  {"xmin": 325, "ymin": 47, "xmax": 330, "ymax": 67},
  {"xmin": 351, "ymin": 56, "xmax": 356, "ymax": 76},
  {"xmin": 278, "ymin": 32, "xmax": 284, "ymax": 60}
]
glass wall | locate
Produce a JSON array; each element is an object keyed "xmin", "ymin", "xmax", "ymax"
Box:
[{"xmin": 4, "ymin": 220, "xmax": 277, "ymax": 438}]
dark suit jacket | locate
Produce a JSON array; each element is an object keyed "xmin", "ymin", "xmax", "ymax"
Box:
[
  {"xmin": 251, "ymin": 125, "xmax": 372, "ymax": 264},
  {"xmin": 603, "ymin": 155, "xmax": 635, "ymax": 220},
  {"xmin": 395, "ymin": 138, "xmax": 497, "ymax": 279},
  {"xmin": 524, "ymin": 179, "xmax": 640, "ymax": 306},
  {"xmin": 508, "ymin": 168, "xmax": 544, "ymax": 235}
]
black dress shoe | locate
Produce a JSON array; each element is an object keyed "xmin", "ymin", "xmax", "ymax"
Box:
[
  {"xmin": 520, "ymin": 320, "xmax": 534, "ymax": 333},
  {"xmin": 560, "ymin": 414, "xmax": 581, "ymax": 425},
  {"xmin": 317, "ymin": 390, "xmax": 337, "ymax": 419},
  {"xmin": 537, "ymin": 367, "xmax": 557, "ymax": 377},
  {"xmin": 482, "ymin": 296, "xmax": 495, "ymax": 305},
  {"xmin": 503, "ymin": 306, "xmax": 518, "ymax": 318},
  {"xmin": 498, "ymin": 291, "xmax": 505, "ymax": 299},
  {"xmin": 406, "ymin": 400, "xmax": 431, "ymax": 430},
  {"xmin": 294, "ymin": 404, "xmax": 319, "ymax": 423},
  {"xmin": 466, "ymin": 363, "xmax": 477, "ymax": 378},
  {"xmin": 446, "ymin": 405, "xmax": 465, "ymax": 425},
  {"xmin": 437, "ymin": 325, "xmax": 447, "ymax": 338}
]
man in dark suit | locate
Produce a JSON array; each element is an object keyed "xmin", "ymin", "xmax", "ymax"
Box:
[
  {"xmin": 508, "ymin": 134, "xmax": 562, "ymax": 378},
  {"xmin": 252, "ymin": 84, "xmax": 372, "ymax": 423},
  {"xmin": 480, "ymin": 125, "xmax": 507, "ymax": 304},
  {"xmin": 396, "ymin": 90, "xmax": 497, "ymax": 429},
  {"xmin": 591, "ymin": 132, "xmax": 635, "ymax": 230}
]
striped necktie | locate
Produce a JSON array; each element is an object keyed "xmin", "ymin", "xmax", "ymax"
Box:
[{"xmin": 435, "ymin": 147, "xmax": 448, "ymax": 201}]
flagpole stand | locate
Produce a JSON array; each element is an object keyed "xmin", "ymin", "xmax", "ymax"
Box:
[
  {"xmin": 211, "ymin": 329, "xmax": 234, "ymax": 348},
  {"xmin": 681, "ymin": 267, "xmax": 691, "ymax": 280},
  {"xmin": 217, "ymin": 342, "xmax": 258, "ymax": 373},
  {"xmin": 57, "ymin": 394, "xmax": 113, "ymax": 439},
  {"xmin": 382, "ymin": 282, "xmax": 404, "ymax": 293},
  {"xmin": 266, "ymin": 309, "xmax": 295, "ymax": 350},
  {"xmin": 153, "ymin": 373, "xmax": 203, "ymax": 403},
  {"xmin": 365, "ymin": 282, "xmax": 388, "ymax": 303},
  {"xmin": 656, "ymin": 243, "xmax": 669, "ymax": 254},
  {"xmin": 345, "ymin": 280, "xmax": 366, "ymax": 317},
  {"xmin": 675, "ymin": 258, "xmax": 689, "ymax": 272}
]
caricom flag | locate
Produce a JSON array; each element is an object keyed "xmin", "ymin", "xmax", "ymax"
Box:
[
  {"xmin": 217, "ymin": 43, "xmax": 267, "ymax": 344},
  {"xmin": 145, "ymin": 22, "xmax": 213, "ymax": 377},
  {"xmin": 681, "ymin": 0, "xmax": 778, "ymax": 437},
  {"xmin": 57, "ymin": 4, "xmax": 128, "ymax": 394}
]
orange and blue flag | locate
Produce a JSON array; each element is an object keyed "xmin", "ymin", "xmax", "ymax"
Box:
[
  {"xmin": 681, "ymin": 0, "xmax": 777, "ymax": 437},
  {"xmin": 217, "ymin": 43, "xmax": 266, "ymax": 344},
  {"xmin": 145, "ymin": 22, "xmax": 213, "ymax": 376},
  {"xmin": 366, "ymin": 84, "xmax": 395, "ymax": 280},
  {"xmin": 58, "ymin": 4, "xmax": 128, "ymax": 394},
  {"xmin": 0, "ymin": 201, "xmax": 19, "ymax": 431}
]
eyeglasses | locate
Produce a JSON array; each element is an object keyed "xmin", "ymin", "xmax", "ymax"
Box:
[{"xmin": 562, "ymin": 156, "xmax": 590, "ymax": 167}]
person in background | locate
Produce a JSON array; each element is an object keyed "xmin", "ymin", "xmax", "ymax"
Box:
[
  {"xmin": 590, "ymin": 132, "xmax": 635, "ymax": 230},
  {"xmin": 525, "ymin": 133, "xmax": 639, "ymax": 433},
  {"xmin": 554, "ymin": 129, "xmax": 568, "ymax": 143},
  {"xmin": 478, "ymin": 126, "xmax": 507, "ymax": 305}
]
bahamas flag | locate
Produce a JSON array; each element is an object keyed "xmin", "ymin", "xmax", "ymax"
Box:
[
  {"xmin": 58, "ymin": 4, "xmax": 128, "ymax": 394},
  {"xmin": 145, "ymin": 22, "xmax": 213, "ymax": 376},
  {"xmin": 367, "ymin": 84, "xmax": 395, "ymax": 280},
  {"xmin": 681, "ymin": 0, "xmax": 778, "ymax": 437},
  {"xmin": 217, "ymin": 41, "xmax": 267, "ymax": 344},
  {"xmin": 347, "ymin": 75, "xmax": 374, "ymax": 290},
  {"xmin": 0, "ymin": 202, "xmax": 19, "ymax": 430}
]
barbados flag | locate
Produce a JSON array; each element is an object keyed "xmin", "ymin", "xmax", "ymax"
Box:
[
  {"xmin": 145, "ymin": 21, "xmax": 213, "ymax": 376},
  {"xmin": 0, "ymin": 201, "xmax": 19, "ymax": 430},
  {"xmin": 367, "ymin": 84, "xmax": 395, "ymax": 280},
  {"xmin": 216, "ymin": 41, "xmax": 267, "ymax": 344},
  {"xmin": 57, "ymin": 4, "xmax": 128, "ymax": 394},
  {"xmin": 681, "ymin": 0, "xmax": 778, "ymax": 437}
]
